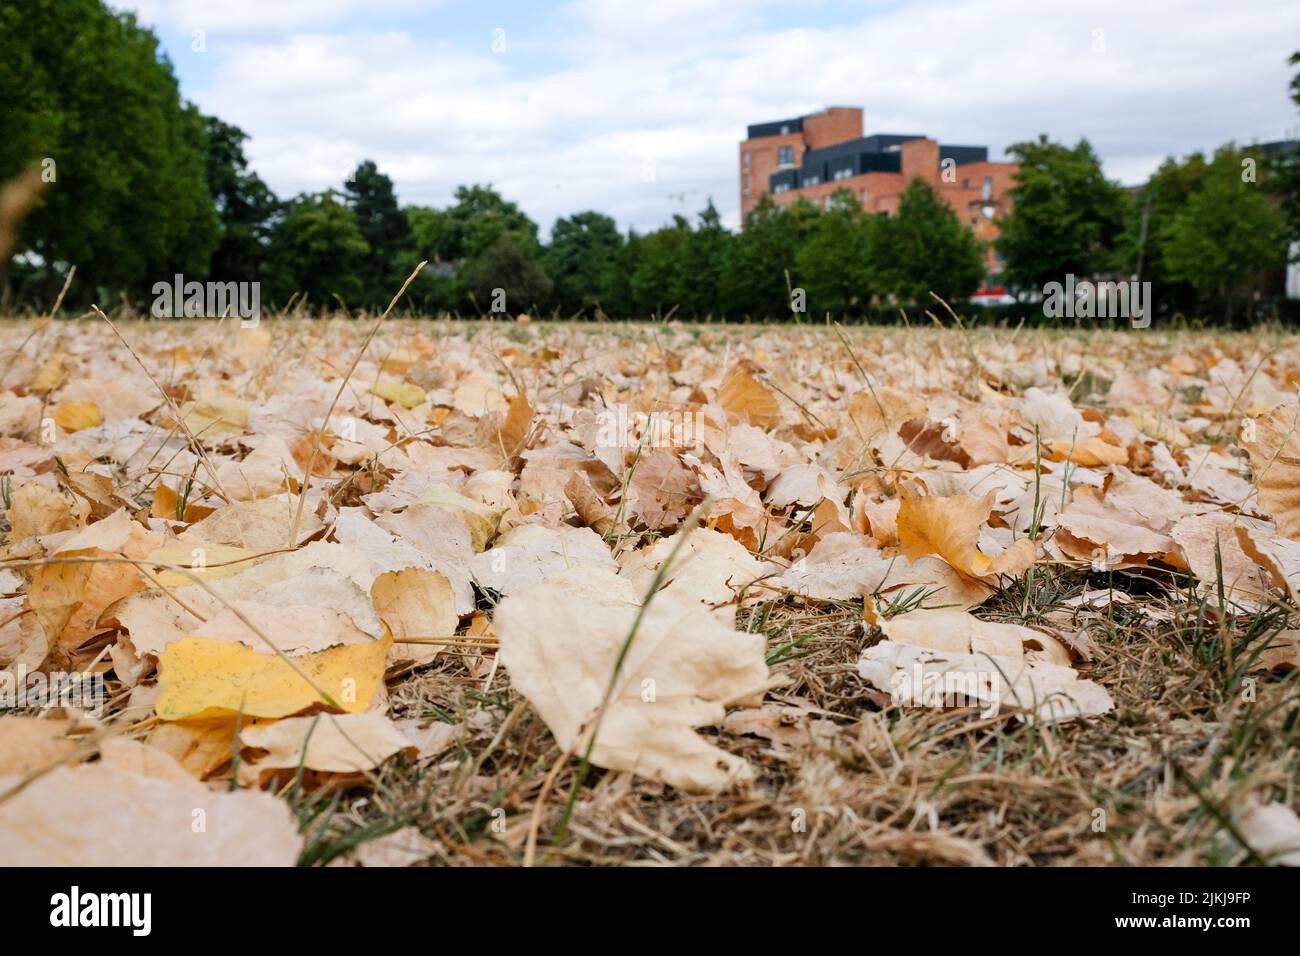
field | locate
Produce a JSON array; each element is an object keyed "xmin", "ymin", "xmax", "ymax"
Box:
[{"xmin": 1, "ymin": 314, "xmax": 1299, "ymax": 867}]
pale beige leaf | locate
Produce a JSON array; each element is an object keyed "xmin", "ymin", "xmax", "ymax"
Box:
[
  {"xmin": 238, "ymin": 712, "xmax": 414, "ymax": 781},
  {"xmin": 0, "ymin": 762, "xmax": 301, "ymax": 865},
  {"xmin": 493, "ymin": 567, "xmax": 769, "ymax": 792}
]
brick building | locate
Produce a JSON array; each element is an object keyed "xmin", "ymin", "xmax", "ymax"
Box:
[{"xmin": 739, "ymin": 106, "xmax": 1017, "ymax": 276}]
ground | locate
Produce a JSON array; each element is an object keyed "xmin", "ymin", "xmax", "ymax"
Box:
[{"xmin": 0, "ymin": 316, "xmax": 1298, "ymax": 867}]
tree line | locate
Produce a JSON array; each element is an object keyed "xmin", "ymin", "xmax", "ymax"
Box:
[{"xmin": 1, "ymin": 0, "xmax": 1297, "ymax": 323}]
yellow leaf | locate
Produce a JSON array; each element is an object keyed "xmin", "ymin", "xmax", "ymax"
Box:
[
  {"xmin": 371, "ymin": 378, "xmax": 426, "ymax": 409},
  {"xmin": 31, "ymin": 352, "xmax": 68, "ymax": 393},
  {"xmin": 142, "ymin": 541, "xmax": 260, "ymax": 588},
  {"xmin": 154, "ymin": 635, "xmax": 390, "ymax": 720},
  {"xmin": 51, "ymin": 402, "xmax": 102, "ymax": 433},
  {"xmin": 176, "ymin": 397, "xmax": 249, "ymax": 439},
  {"xmin": 1045, "ymin": 435, "xmax": 1127, "ymax": 467}
]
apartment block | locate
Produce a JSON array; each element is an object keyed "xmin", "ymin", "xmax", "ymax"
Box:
[{"xmin": 739, "ymin": 107, "xmax": 1018, "ymax": 275}]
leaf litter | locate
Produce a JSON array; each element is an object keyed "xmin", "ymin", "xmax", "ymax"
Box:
[{"xmin": 0, "ymin": 316, "xmax": 1298, "ymax": 865}]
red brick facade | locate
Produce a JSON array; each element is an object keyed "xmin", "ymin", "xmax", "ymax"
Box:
[{"xmin": 739, "ymin": 107, "xmax": 1018, "ymax": 276}]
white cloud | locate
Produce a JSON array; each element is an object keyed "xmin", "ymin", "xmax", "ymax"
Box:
[
  {"xmin": 119, "ymin": 0, "xmax": 1300, "ymax": 233},
  {"xmin": 123, "ymin": 0, "xmax": 441, "ymax": 34}
]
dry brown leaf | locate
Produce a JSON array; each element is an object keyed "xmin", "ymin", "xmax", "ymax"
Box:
[
  {"xmin": 5, "ymin": 481, "xmax": 80, "ymax": 542},
  {"xmin": 620, "ymin": 526, "xmax": 773, "ymax": 607},
  {"xmin": 848, "ymin": 385, "xmax": 926, "ymax": 439},
  {"xmin": 371, "ymin": 566, "xmax": 457, "ymax": 664},
  {"xmin": 493, "ymin": 566, "xmax": 769, "ymax": 792},
  {"xmin": 1242, "ymin": 402, "xmax": 1300, "ymax": 539},
  {"xmin": 1236, "ymin": 801, "xmax": 1300, "ymax": 866},
  {"xmin": 897, "ymin": 484, "xmax": 1033, "ymax": 580},
  {"xmin": 717, "ymin": 361, "xmax": 780, "ymax": 430}
]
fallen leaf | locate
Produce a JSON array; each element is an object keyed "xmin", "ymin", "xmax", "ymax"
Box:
[
  {"xmin": 1243, "ymin": 402, "xmax": 1300, "ymax": 539},
  {"xmin": 493, "ymin": 566, "xmax": 769, "ymax": 792},
  {"xmin": 237, "ymin": 711, "xmax": 414, "ymax": 781},
  {"xmin": 371, "ymin": 567, "xmax": 457, "ymax": 664},
  {"xmin": 0, "ymin": 762, "xmax": 301, "ymax": 865},
  {"xmin": 154, "ymin": 635, "xmax": 390, "ymax": 720}
]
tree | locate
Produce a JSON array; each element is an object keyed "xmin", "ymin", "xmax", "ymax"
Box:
[
  {"xmin": 720, "ymin": 196, "xmax": 802, "ymax": 318},
  {"xmin": 344, "ymin": 160, "xmax": 411, "ymax": 305},
  {"xmin": 544, "ymin": 211, "xmax": 624, "ymax": 317},
  {"xmin": 997, "ymin": 136, "xmax": 1129, "ymax": 291},
  {"xmin": 445, "ymin": 184, "xmax": 539, "ymax": 260},
  {"xmin": 399, "ymin": 205, "xmax": 460, "ymax": 313},
  {"xmin": 0, "ymin": 0, "xmax": 217, "ymax": 302},
  {"xmin": 877, "ymin": 179, "xmax": 984, "ymax": 307},
  {"xmin": 1160, "ymin": 146, "xmax": 1287, "ymax": 324},
  {"xmin": 267, "ymin": 191, "xmax": 369, "ymax": 308},
  {"xmin": 1268, "ymin": 52, "xmax": 1300, "ymax": 252},
  {"xmin": 1120, "ymin": 152, "xmax": 1209, "ymax": 315},
  {"xmin": 458, "ymin": 233, "xmax": 552, "ymax": 315},
  {"xmin": 681, "ymin": 200, "xmax": 732, "ymax": 319},
  {"xmin": 793, "ymin": 188, "xmax": 876, "ymax": 315},
  {"xmin": 203, "ymin": 116, "xmax": 280, "ymax": 283},
  {"xmin": 631, "ymin": 215, "xmax": 692, "ymax": 317}
]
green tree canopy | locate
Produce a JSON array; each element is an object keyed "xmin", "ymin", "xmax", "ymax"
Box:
[
  {"xmin": 204, "ymin": 116, "xmax": 280, "ymax": 283},
  {"xmin": 998, "ymin": 136, "xmax": 1129, "ymax": 290},
  {"xmin": 631, "ymin": 214, "xmax": 692, "ymax": 317},
  {"xmin": 267, "ymin": 191, "xmax": 369, "ymax": 308},
  {"xmin": 877, "ymin": 178, "xmax": 985, "ymax": 306},
  {"xmin": 544, "ymin": 211, "xmax": 625, "ymax": 317},
  {"xmin": 1119, "ymin": 152, "xmax": 1208, "ymax": 314},
  {"xmin": 344, "ymin": 159, "xmax": 412, "ymax": 303},
  {"xmin": 794, "ymin": 188, "xmax": 876, "ymax": 315},
  {"xmin": 459, "ymin": 233, "xmax": 552, "ymax": 315},
  {"xmin": 0, "ymin": 0, "xmax": 218, "ymax": 301},
  {"xmin": 720, "ymin": 196, "xmax": 802, "ymax": 318},
  {"xmin": 1160, "ymin": 145, "xmax": 1288, "ymax": 323}
]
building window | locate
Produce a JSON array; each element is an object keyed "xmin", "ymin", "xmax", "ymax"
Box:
[
  {"xmin": 982, "ymin": 176, "xmax": 993, "ymax": 200},
  {"xmin": 742, "ymin": 152, "xmax": 750, "ymax": 168},
  {"xmin": 803, "ymin": 175, "xmax": 819, "ymax": 186},
  {"xmin": 833, "ymin": 167, "xmax": 853, "ymax": 181},
  {"xmin": 962, "ymin": 179, "xmax": 970, "ymax": 189},
  {"xmin": 778, "ymin": 145, "xmax": 794, "ymax": 167},
  {"xmin": 860, "ymin": 189, "xmax": 869, "ymax": 203}
]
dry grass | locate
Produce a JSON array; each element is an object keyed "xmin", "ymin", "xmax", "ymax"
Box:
[{"xmin": 288, "ymin": 571, "xmax": 1297, "ymax": 867}]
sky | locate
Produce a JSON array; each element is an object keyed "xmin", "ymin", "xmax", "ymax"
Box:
[{"xmin": 114, "ymin": 0, "xmax": 1300, "ymax": 236}]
